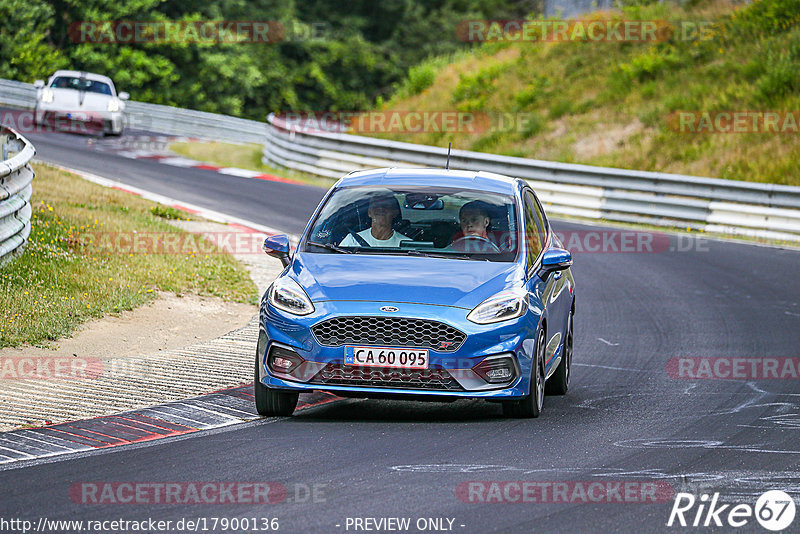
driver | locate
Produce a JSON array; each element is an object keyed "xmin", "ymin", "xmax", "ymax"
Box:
[
  {"xmin": 449, "ymin": 200, "xmax": 501, "ymax": 252},
  {"xmin": 458, "ymin": 200, "xmax": 492, "ymax": 239},
  {"xmin": 339, "ymin": 194, "xmax": 411, "ymax": 247}
]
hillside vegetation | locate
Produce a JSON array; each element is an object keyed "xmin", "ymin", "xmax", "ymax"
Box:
[
  {"xmin": 0, "ymin": 0, "xmax": 533, "ymax": 121},
  {"xmin": 377, "ymin": 0, "xmax": 800, "ymax": 185}
]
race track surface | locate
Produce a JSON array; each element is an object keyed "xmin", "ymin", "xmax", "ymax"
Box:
[{"xmin": 3, "ymin": 128, "xmax": 799, "ymax": 533}]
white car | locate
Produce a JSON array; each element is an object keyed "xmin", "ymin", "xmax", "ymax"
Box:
[{"xmin": 34, "ymin": 70, "xmax": 129, "ymax": 136}]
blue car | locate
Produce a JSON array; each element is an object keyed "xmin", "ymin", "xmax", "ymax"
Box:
[{"xmin": 256, "ymin": 168, "xmax": 575, "ymax": 418}]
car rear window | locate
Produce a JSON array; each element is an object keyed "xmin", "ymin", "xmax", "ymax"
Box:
[{"xmin": 51, "ymin": 77, "xmax": 113, "ymax": 96}]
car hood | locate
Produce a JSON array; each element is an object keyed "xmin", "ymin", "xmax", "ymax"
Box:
[
  {"xmin": 46, "ymin": 89, "xmax": 114, "ymax": 112},
  {"xmin": 289, "ymin": 252, "xmax": 524, "ymax": 310}
]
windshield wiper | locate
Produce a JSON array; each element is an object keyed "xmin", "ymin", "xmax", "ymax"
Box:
[
  {"xmin": 403, "ymin": 250, "xmax": 486, "ymax": 261},
  {"xmin": 306, "ymin": 241, "xmax": 356, "ymax": 254}
]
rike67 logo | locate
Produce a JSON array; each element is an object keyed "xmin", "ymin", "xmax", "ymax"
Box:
[{"xmin": 667, "ymin": 490, "xmax": 796, "ymax": 531}]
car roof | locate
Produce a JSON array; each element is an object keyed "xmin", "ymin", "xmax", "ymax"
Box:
[
  {"xmin": 48, "ymin": 70, "xmax": 115, "ymax": 86},
  {"xmin": 336, "ymin": 168, "xmax": 522, "ymax": 195}
]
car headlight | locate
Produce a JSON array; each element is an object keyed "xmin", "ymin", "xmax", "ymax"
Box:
[
  {"xmin": 268, "ymin": 276, "xmax": 314, "ymax": 316},
  {"xmin": 40, "ymin": 89, "xmax": 54, "ymax": 103},
  {"xmin": 467, "ymin": 288, "xmax": 528, "ymax": 324},
  {"xmin": 107, "ymin": 99, "xmax": 120, "ymax": 112}
]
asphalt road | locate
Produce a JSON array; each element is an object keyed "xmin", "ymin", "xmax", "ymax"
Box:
[
  {"xmin": 23, "ymin": 127, "xmax": 326, "ymax": 235},
  {"xmin": 3, "ymin": 128, "xmax": 800, "ymax": 533}
]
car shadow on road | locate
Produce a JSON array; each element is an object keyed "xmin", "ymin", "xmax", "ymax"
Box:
[
  {"xmin": 291, "ymin": 397, "xmax": 509, "ymax": 423},
  {"xmin": 287, "ymin": 390, "xmax": 590, "ymax": 424}
]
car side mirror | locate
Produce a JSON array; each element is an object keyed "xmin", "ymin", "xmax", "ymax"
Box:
[
  {"xmin": 34, "ymin": 80, "xmax": 45, "ymax": 89},
  {"xmin": 118, "ymin": 91, "xmax": 130, "ymax": 101},
  {"xmin": 263, "ymin": 234, "xmax": 291, "ymax": 267},
  {"xmin": 538, "ymin": 248, "xmax": 572, "ymax": 279}
]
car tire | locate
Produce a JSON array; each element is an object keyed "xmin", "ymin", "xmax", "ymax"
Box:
[
  {"xmin": 546, "ymin": 310, "xmax": 573, "ymax": 396},
  {"xmin": 254, "ymin": 358, "xmax": 299, "ymax": 416},
  {"xmin": 503, "ymin": 328, "xmax": 545, "ymax": 418}
]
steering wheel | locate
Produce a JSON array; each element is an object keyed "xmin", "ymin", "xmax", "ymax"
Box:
[{"xmin": 452, "ymin": 235, "xmax": 500, "ymax": 253}]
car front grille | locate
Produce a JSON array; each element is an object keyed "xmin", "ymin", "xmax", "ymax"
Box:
[
  {"xmin": 310, "ymin": 363, "xmax": 463, "ymax": 391},
  {"xmin": 311, "ymin": 316, "xmax": 466, "ymax": 353}
]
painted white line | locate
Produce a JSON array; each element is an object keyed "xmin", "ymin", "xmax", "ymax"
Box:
[
  {"xmin": 573, "ymin": 363, "xmax": 644, "ymax": 372},
  {"xmin": 0, "ymin": 445, "xmax": 35, "ymax": 459},
  {"xmin": 597, "ymin": 337, "xmax": 620, "ymax": 347},
  {"xmin": 158, "ymin": 157, "xmax": 203, "ymax": 167},
  {"xmin": 36, "ymin": 161, "xmax": 299, "ymax": 242},
  {"xmin": 218, "ymin": 167, "xmax": 263, "ymax": 178},
  {"xmin": 116, "ymin": 150, "xmax": 161, "ymax": 159},
  {"xmin": 15, "ymin": 430, "xmax": 87, "ymax": 451}
]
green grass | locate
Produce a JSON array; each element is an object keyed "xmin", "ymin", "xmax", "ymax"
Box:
[
  {"xmin": 149, "ymin": 205, "xmax": 193, "ymax": 220},
  {"xmin": 0, "ymin": 164, "xmax": 257, "ymax": 348},
  {"xmin": 371, "ymin": 0, "xmax": 800, "ymax": 185},
  {"xmin": 170, "ymin": 141, "xmax": 267, "ymax": 172}
]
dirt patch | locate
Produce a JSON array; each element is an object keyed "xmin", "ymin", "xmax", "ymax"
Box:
[
  {"xmin": 0, "ymin": 218, "xmax": 288, "ymax": 430},
  {"xmin": 0, "ymin": 292, "xmax": 256, "ymax": 360},
  {"xmin": 572, "ymin": 118, "xmax": 645, "ymax": 159}
]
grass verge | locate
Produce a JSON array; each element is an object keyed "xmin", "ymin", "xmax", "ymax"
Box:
[{"xmin": 0, "ymin": 164, "xmax": 257, "ymax": 348}]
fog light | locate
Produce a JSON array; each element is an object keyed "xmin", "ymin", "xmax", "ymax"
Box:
[
  {"xmin": 267, "ymin": 344, "xmax": 304, "ymax": 374},
  {"xmin": 473, "ymin": 355, "xmax": 517, "ymax": 384},
  {"xmin": 486, "ymin": 368, "xmax": 512, "ymax": 380},
  {"xmin": 273, "ymin": 357, "xmax": 294, "ymax": 369}
]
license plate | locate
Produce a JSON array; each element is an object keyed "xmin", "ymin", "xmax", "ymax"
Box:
[{"xmin": 344, "ymin": 346, "xmax": 428, "ymax": 369}]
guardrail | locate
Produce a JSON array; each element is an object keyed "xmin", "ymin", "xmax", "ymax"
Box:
[
  {"xmin": 4, "ymin": 75, "xmax": 799, "ymax": 242},
  {"xmin": 263, "ymin": 114, "xmax": 800, "ymax": 242},
  {"xmin": 0, "ymin": 78, "xmax": 267, "ymax": 144},
  {"xmin": 0, "ymin": 127, "xmax": 35, "ymax": 266}
]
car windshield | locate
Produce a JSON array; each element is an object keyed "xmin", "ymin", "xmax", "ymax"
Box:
[
  {"xmin": 303, "ymin": 185, "xmax": 519, "ymax": 262},
  {"xmin": 50, "ymin": 77, "xmax": 113, "ymax": 96}
]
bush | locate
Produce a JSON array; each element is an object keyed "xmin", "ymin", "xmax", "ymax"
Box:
[
  {"xmin": 150, "ymin": 206, "xmax": 190, "ymax": 220},
  {"xmin": 756, "ymin": 51, "xmax": 798, "ymax": 102},
  {"xmin": 452, "ymin": 63, "xmax": 505, "ymax": 103},
  {"xmin": 406, "ymin": 63, "xmax": 436, "ymax": 96},
  {"xmin": 617, "ymin": 46, "xmax": 684, "ymax": 83}
]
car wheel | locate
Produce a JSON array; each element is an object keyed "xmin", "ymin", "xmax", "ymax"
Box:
[
  {"xmin": 254, "ymin": 357, "xmax": 299, "ymax": 416},
  {"xmin": 546, "ymin": 310, "xmax": 573, "ymax": 395},
  {"xmin": 503, "ymin": 328, "xmax": 545, "ymax": 418}
]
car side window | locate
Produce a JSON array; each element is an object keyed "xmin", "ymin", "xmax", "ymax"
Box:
[
  {"xmin": 523, "ymin": 191, "xmax": 545, "ymax": 270},
  {"xmin": 532, "ymin": 193, "xmax": 548, "ymax": 237}
]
